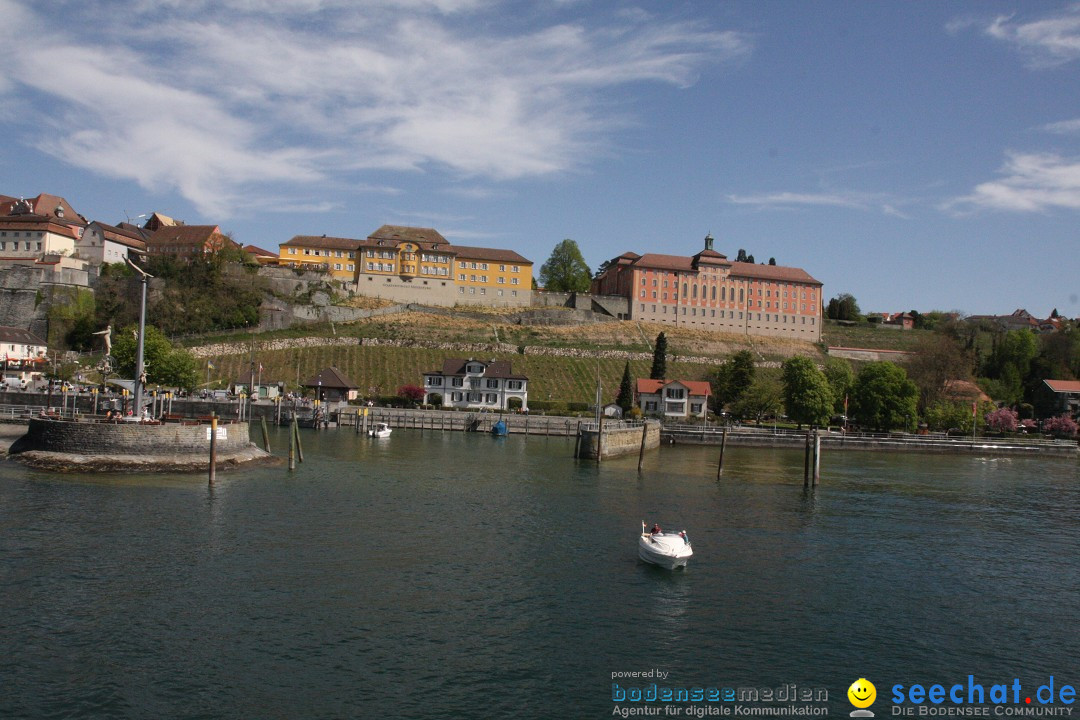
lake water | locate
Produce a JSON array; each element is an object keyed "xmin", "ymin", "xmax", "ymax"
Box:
[{"xmin": 2, "ymin": 428, "xmax": 1078, "ymax": 719}]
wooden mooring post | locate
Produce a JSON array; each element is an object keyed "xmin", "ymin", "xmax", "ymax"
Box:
[
  {"xmin": 803, "ymin": 430, "xmax": 812, "ymax": 487},
  {"xmin": 716, "ymin": 427, "xmax": 728, "ymax": 479},
  {"xmin": 293, "ymin": 417, "xmax": 304, "ymax": 463},
  {"xmin": 208, "ymin": 413, "xmax": 217, "ymax": 485},
  {"xmin": 812, "ymin": 429, "xmax": 821, "ymax": 486},
  {"xmin": 637, "ymin": 422, "xmax": 648, "ymax": 471},
  {"xmin": 289, "ymin": 422, "xmax": 296, "ymax": 471},
  {"xmin": 261, "ymin": 416, "xmax": 271, "ymax": 453}
]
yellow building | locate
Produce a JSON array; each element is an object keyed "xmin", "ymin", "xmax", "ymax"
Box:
[
  {"xmin": 278, "ymin": 235, "xmax": 359, "ymax": 282},
  {"xmin": 279, "ymin": 226, "xmax": 533, "ymax": 307}
]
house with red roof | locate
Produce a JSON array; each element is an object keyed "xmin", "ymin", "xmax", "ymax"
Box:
[
  {"xmin": 77, "ymin": 221, "xmax": 148, "ymax": 265},
  {"xmin": 636, "ymin": 378, "xmax": 711, "ymax": 419},
  {"xmin": 0, "ymin": 194, "xmax": 89, "ymax": 271},
  {"xmin": 145, "ymin": 224, "xmax": 239, "ymax": 260},
  {"xmin": 1040, "ymin": 379, "xmax": 1080, "ymax": 419},
  {"xmin": 592, "ymin": 233, "xmax": 823, "ymax": 341}
]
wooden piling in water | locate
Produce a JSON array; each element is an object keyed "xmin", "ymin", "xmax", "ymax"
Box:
[
  {"xmin": 803, "ymin": 430, "xmax": 811, "ymax": 488},
  {"xmin": 637, "ymin": 422, "xmax": 648, "ymax": 471},
  {"xmin": 717, "ymin": 427, "xmax": 728, "ymax": 479},
  {"xmin": 209, "ymin": 413, "xmax": 217, "ymax": 485},
  {"xmin": 261, "ymin": 416, "xmax": 271, "ymax": 453},
  {"xmin": 812, "ymin": 430, "xmax": 821, "ymax": 486},
  {"xmin": 289, "ymin": 423, "xmax": 296, "ymax": 471},
  {"xmin": 293, "ymin": 417, "xmax": 304, "ymax": 463}
]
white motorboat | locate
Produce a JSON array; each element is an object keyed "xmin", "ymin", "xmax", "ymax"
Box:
[
  {"xmin": 638, "ymin": 522, "xmax": 693, "ymax": 569},
  {"xmin": 369, "ymin": 422, "xmax": 392, "ymax": 438}
]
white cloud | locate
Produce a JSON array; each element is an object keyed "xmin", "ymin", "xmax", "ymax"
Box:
[
  {"xmin": 945, "ymin": 152, "xmax": 1080, "ymax": 213},
  {"xmin": 1041, "ymin": 118, "xmax": 1080, "ymax": 134},
  {"xmin": 727, "ymin": 191, "xmax": 907, "ymax": 217},
  {"xmin": 0, "ymin": 1, "xmax": 749, "ymax": 217},
  {"xmin": 960, "ymin": 7, "xmax": 1080, "ymax": 68}
]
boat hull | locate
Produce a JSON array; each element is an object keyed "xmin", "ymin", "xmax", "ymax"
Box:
[{"xmin": 638, "ymin": 533, "xmax": 692, "ymax": 570}]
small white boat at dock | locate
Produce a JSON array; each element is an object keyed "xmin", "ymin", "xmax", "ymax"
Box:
[
  {"xmin": 638, "ymin": 521, "xmax": 692, "ymax": 569},
  {"xmin": 368, "ymin": 422, "xmax": 392, "ymax": 438}
]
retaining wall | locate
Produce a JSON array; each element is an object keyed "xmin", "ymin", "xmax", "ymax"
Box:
[
  {"xmin": 578, "ymin": 420, "xmax": 660, "ymax": 460},
  {"xmin": 10, "ymin": 418, "xmax": 256, "ymax": 456}
]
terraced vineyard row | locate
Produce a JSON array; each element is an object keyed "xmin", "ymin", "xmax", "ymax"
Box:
[{"xmin": 201, "ymin": 345, "xmax": 718, "ymax": 405}]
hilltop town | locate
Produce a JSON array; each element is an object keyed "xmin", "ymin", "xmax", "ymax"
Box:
[{"xmin": 0, "ymin": 191, "xmax": 1076, "ymax": 435}]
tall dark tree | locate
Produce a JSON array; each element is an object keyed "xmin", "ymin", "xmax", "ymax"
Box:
[
  {"xmin": 710, "ymin": 350, "xmax": 755, "ymax": 412},
  {"xmin": 538, "ymin": 239, "xmax": 591, "ymax": 292},
  {"xmin": 650, "ymin": 332, "xmax": 668, "ymax": 380},
  {"xmin": 826, "ymin": 293, "xmax": 861, "ymax": 321},
  {"xmin": 768, "ymin": 257, "xmax": 776, "ymax": 265},
  {"xmin": 850, "ymin": 361, "xmax": 919, "ymax": 432},
  {"xmin": 616, "ymin": 362, "xmax": 635, "ymax": 413}
]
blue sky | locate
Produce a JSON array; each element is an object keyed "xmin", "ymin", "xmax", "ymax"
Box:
[{"xmin": 1, "ymin": 0, "xmax": 1078, "ymax": 317}]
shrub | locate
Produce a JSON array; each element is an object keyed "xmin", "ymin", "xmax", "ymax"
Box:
[{"xmin": 1043, "ymin": 414, "xmax": 1078, "ymax": 438}]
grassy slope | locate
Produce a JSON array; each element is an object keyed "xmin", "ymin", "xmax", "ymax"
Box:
[{"xmin": 192, "ymin": 310, "xmax": 921, "ymax": 404}]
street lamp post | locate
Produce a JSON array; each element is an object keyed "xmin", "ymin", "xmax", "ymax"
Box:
[{"xmin": 126, "ymin": 257, "xmax": 153, "ymax": 420}]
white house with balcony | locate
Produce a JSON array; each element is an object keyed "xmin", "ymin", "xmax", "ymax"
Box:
[
  {"xmin": 636, "ymin": 378, "xmax": 711, "ymax": 419},
  {"xmin": 0, "ymin": 326, "xmax": 47, "ymax": 388},
  {"xmin": 423, "ymin": 358, "xmax": 528, "ymax": 411}
]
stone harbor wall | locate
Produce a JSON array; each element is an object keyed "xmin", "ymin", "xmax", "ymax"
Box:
[
  {"xmin": 577, "ymin": 420, "xmax": 660, "ymax": 460},
  {"xmin": 7, "ymin": 418, "xmax": 276, "ymax": 472}
]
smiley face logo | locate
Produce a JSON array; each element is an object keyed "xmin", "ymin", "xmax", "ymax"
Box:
[{"xmin": 848, "ymin": 678, "xmax": 876, "ymax": 709}]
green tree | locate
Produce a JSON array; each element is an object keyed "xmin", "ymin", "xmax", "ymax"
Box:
[
  {"xmin": 922, "ymin": 400, "xmax": 977, "ymax": 432},
  {"xmin": 904, "ymin": 333, "xmax": 972, "ymax": 411},
  {"xmin": 650, "ymin": 333, "xmax": 667, "ymax": 380},
  {"xmin": 111, "ymin": 325, "xmax": 199, "ymax": 390},
  {"xmin": 826, "ymin": 293, "xmax": 861, "ymax": 322},
  {"xmin": 538, "ymin": 239, "xmax": 591, "ymax": 292},
  {"xmin": 731, "ymin": 376, "xmax": 783, "ymax": 423},
  {"xmin": 781, "ymin": 357, "xmax": 833, "ymax": 428},
  {"xmin": 851, "ymin": 361, "xmax": 919, "ymax": 432},
  {"xmin": 822, "ymin": 356, "xmax": 855, "ymax": 414},
  {"xmin": 616, "ymin": 362, "xmax": 635, "ymax": 413},
  {"xmin": 709, "ymin": 350, "xmax": 755, "ymax": 413}
]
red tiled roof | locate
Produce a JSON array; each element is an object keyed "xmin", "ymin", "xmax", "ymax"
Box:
[
  {"xmin": 1044, "ymin": 379, "xmax": 1080, "ymax": 393},
  {"xmin": 369, "ymin": 225, "xmax": 448, "ymax": 245},
  {"xmin": 0, "ymin": 325, "xmax": 47, "ymax": 346},
  {"xmin": 243, "ymin": 244, "xmax": 278, "ymax": 257},
  {"xmin": 147, "ymin": 225, "xmax": 226, "ymax": 248},
  {"xmin": 448, "ymin": 244, "xmax": 531, "ymax": 264},
  {"xmin": 635, "ymin": 378, "xmax": 712, "ymax": 397},
  {"xmin": 0, "ymin": 193, "xmax": 86, "ymax": 224},
  {"xmin": 729, "ymin": 261, "xmax": 821, "ymax": 285},
  {"xmin": 281, "ymin": 235, "xmax": 361, "ymax": 251},
  {"xmin": 90, "ymin": 221, "xmax": 148, "ymax": 250}
]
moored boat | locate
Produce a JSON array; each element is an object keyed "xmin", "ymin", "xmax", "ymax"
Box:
[
  {"xmin": 638, "ymin": 522, "xmax": 692, "ymax": 569},
  {"xmin": 369, "ymin": 422, "xmax": 392, "ymax": 438}
]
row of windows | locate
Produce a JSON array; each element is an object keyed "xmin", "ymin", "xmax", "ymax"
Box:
[
  {"xmin": 445, "ymin": 392, "xmax": 502, "ymax": 404},
  {"xmin": 458, "ymin": 261, "xmax": 522, "ymax": 273},
  {"xmin": 284, "ymin": 247, "xmax": 358, "ymax": 259},
  {"xmin": 0, "ymin": 241, "xmax": 42, "ymax": 251},
  {"xmin": 0, "ymin": 231, "xmax": 44, "ymax": 238},
  {"xmin": 458, "ymin": 287, "xmax": 520, "ymax": 297},
  {"xmin": 426, "ymin": 377, "xmax": 524, "ymax": 390},
  {"xmin": 457, "ymin": 273, "xmax": 521, "ymax": 285},
  {"xmin": 638, "ymin": 273, "xmax": 817, "ymax": 303},
  {"xmin": 641, "ymin": 304, "xmax": 817, "ymax": 325}
]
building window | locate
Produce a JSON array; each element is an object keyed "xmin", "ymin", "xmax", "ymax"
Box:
[
  {"xmin": 508, "ymin": 380, "xmax": 523, "ymax": 390},
  {"xmin": 487, "ymin": 379, "xmax": 499, "ymax": 388}
]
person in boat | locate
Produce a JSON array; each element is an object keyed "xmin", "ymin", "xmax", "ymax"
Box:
[{"xmin": 650, "ymin": 523, "xmax": 662, "ymax": 535}]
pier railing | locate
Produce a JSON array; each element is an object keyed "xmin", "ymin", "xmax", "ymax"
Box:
[{"xmin": 661, "ymin": 423, "xmax": 1079, "ymax": 455}]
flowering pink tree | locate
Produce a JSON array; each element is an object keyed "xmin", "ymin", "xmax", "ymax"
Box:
[
  {"xmin": 397, "ymin": 384, "xmax": 426, "ymax": 407},
  {"xmin": 985, "ymin": 407, "xmax": 1018, "ymax": 432},
  {"xmin": 1043, "ymin": 414, "xmax": 1079, "ymax": 438}
]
